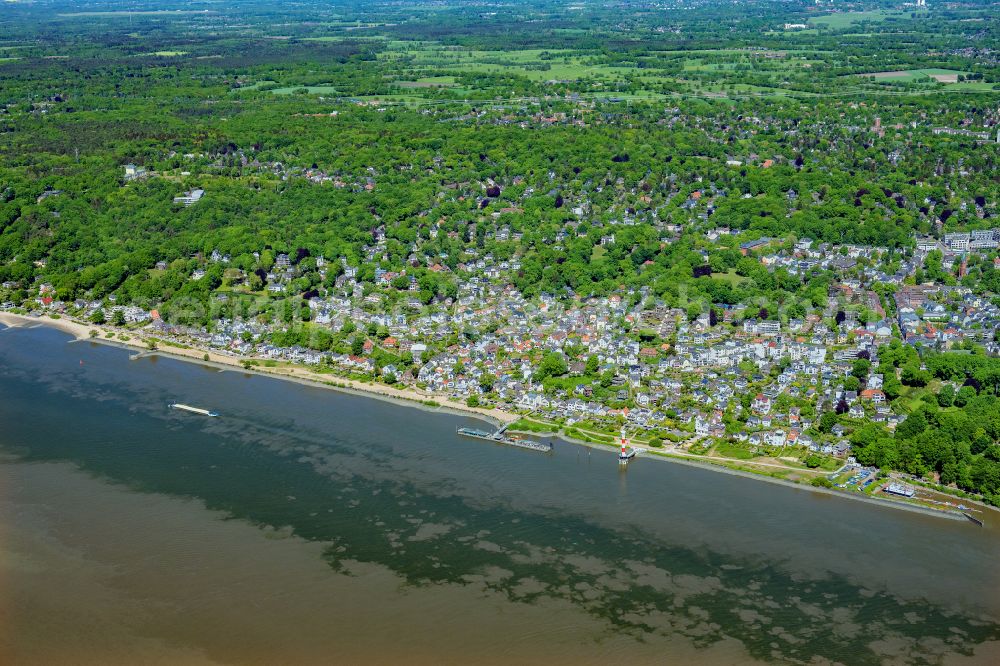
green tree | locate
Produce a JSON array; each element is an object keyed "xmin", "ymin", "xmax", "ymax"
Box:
[
  {"xmin": 937, "ymin": 384, "xmax": 955, "ymax": 408},
  {"xmin": 819, "ymin": 411, "xmax": 838, "ymax": 434},
  {"xmin": 479, "ymin": 373, "xmax": 496, "ymax": 393},
  {"xmin": 351, "ymin": 335, "xmax": 365, "ymax": 356},
  {"xmin": 896, "ymin": 411, "xmax": 928, "ymax": 440},
  {"xmin": 954, "ymin": 385, "xmax": 976, "ymax": 407},
  {"xmin": 883, "ymin": 375, "xmax": 903, "ymax": 401},
  {"xmin": 535, "ymin": 351, "xmax": 568, "ymax": 381},
  {"xmin": 901, "ymin": 364, "xmax": 929, "ymax": 387}
]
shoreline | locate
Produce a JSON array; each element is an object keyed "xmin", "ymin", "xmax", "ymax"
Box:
[
  {"xmin": 0, "ymin": 312, "xmax": 512, "ymax": 428},
  {"xmin": 0, "ymin": 311, "xmax": 986, "ymax": 524},
  {"xmin": 509, "ymin": 428, "xmax": 975, "ymax": 523}
]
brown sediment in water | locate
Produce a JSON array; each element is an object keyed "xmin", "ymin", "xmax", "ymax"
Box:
[
  {"xmin": 0, "ymin": 459, "xmax": 762, "ymax": 666},
  {"xmin": 6, "ymin": 312, "xmax": 992, "ymax": 524}
]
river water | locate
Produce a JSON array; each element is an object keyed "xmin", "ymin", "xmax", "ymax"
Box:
[{"xmin": 1, "ymin": 323, "xmax": 998, "ymax": 665}]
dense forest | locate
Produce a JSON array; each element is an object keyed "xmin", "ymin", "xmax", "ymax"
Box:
[{"xmin": 851, "ymin": 345, "xmax": 1000, "ymax": 498}]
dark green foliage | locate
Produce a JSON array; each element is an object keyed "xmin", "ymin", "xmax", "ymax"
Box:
[
  {"xmin": 819, "ymin": 411, "xmax": 838, "ymax": 433},
  {"xmin": 848, "ymin": 388, "xmax": 1000, "ymax": 504},
  {"xmin": 901, "ymin": 364, "xmax": 930, "ymax": 387},
  {"xmin": 895, "ymin": 411, "xmax": 927, "ymax": 440},
  {"xmin": 937, "ymin": 384, "xmax": 955, "ymax": 408},
  {"xmin": 535, "ymin": 351, "xmax": 568, "ymax": 381}
]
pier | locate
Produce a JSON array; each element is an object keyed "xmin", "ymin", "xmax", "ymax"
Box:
[
  {"xmin": 456, "ymin": 426, "xmax": 552, "ymax": 453},
  {"xmin": 963, "ymin": 512, "xmax": 985, "ymax": 527}
]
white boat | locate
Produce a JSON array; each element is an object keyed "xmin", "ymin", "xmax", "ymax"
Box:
[{"xmin": 169, "ymin": 403, "xmax": 220, "ymax": 417}]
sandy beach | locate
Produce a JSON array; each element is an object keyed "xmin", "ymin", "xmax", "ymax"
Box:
[{"xmin": 0, "ymin": 312, "xmax": 514, "ymax": 426}]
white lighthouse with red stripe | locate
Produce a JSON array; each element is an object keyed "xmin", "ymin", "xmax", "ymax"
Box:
[{"xmin": 618, "ymin": 427, "xmax": 636, "ymax": 464}]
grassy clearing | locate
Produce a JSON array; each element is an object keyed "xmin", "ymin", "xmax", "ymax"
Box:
[
  {"xmin": 380, "ymin": 45, "xmax": 637, "ymax": 83},
  {"xmin": 865, "ymin": 68, "xmax": 965, "ymax": 83},
  {"xmin": 235, "ymin": 80, "xmax": 278, "ymax": 91},
  {"xmin": 353, "ymin": 94, "xmax": 432, "ymax": 105},
  {"xmin": 712, "ymin": 441, "xmax": 756, "ymax": 460},
  {"xmin": 437, "ymin": 60, "xmax": 628, "ymax": 82},
  {"xmin": 579, "ymin": 91, "xmax": 668, "ymax": 102},
  {"xmin": 809, "ymin": 10, "xmax": 922, "ymax": 30},
  {"xmin": 563, "ymin": 427, "xmax": 612, "ymax": 444},
  {"xmin": 509, "ymin": 418, "xmax": 553, "ymax": 433},
  {"xmin": 945, "ymin": 82, "xmax": 997, "ymax": 92},
  {"xmin": 712, "ymin": 270, "xmax": 747, "ymax": 286},
  {"xmin": 571, "ymin": 425, "xmax": 620, "ymax": 442},
  {"xmin": 818, "ymin": 457, "xmax": 842, "ymax": 472}
]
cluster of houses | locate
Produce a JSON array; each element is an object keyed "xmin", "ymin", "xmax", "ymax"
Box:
[
  {"xmin": 895, "ymin": 284, "xmax": 1000, "ymax": 353},
  {"xmin": 9, "ymin": 218, "xmax": 1000, "ymax": 465},
  {"xmin": 9, "ymin": 137, "xmax": 1000, "ymax": 465}
]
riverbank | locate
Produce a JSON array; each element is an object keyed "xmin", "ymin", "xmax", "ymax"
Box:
[
  {"xmin": 646, "ymin": 449, "xmax": 976, "ymax": 523},
  {"xmin": 0, "ymin": 312, "xmax": 513, "ymax": 427},
  {"xmin": 5, "ymin": 323, "xmax": 1000, "ymax": 666},
  {"xmin": 508, "ymin": 426, "xmax": 977, "ymax": 523},
  {"xmin": 0, "ymin": 311, "xmax": 987, "ymax": 525}
]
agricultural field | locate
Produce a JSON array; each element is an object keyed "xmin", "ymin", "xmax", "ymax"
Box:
[
  {"xmin": 808, "ymin": 9, "xmax": 926, "ymax": 30},
  {"xmin": 865, "ymin": 69, "xmax": 966, "ymax": 83}
]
